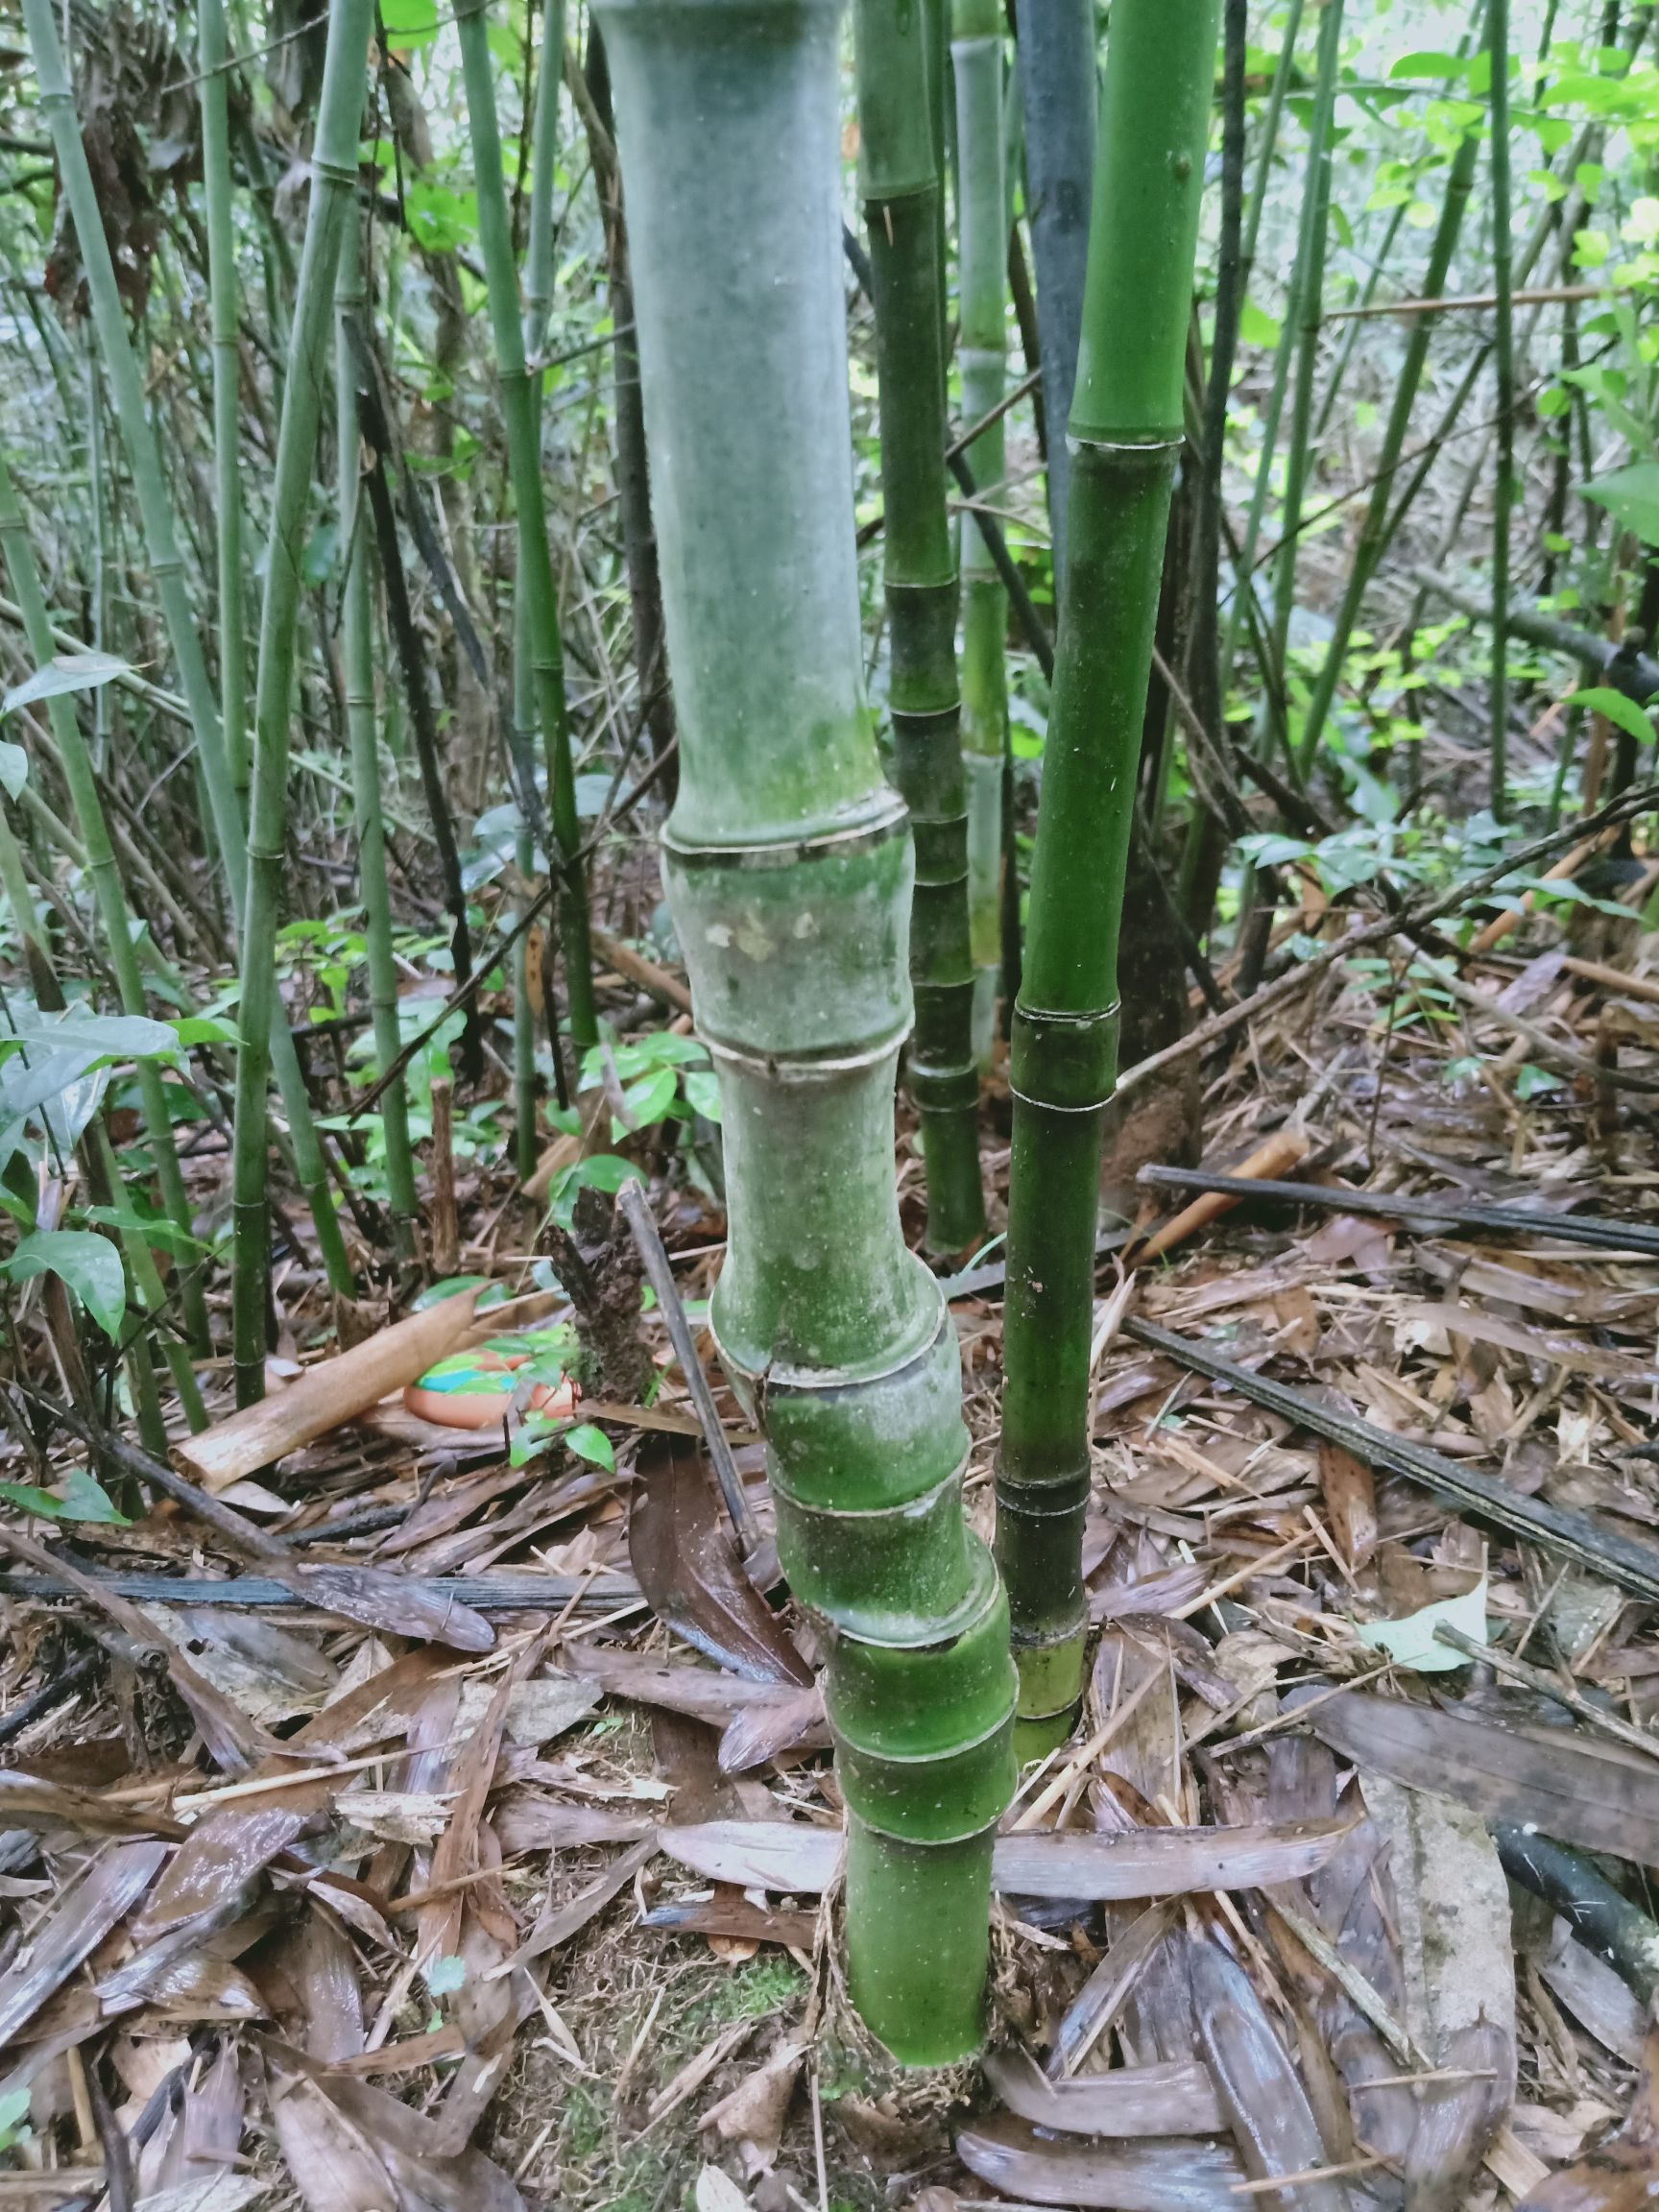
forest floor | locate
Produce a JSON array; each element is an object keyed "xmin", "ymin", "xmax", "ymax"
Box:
[{"xmin": 5, "ymin": 806, "xmax": 1659, "ymax": 2212}]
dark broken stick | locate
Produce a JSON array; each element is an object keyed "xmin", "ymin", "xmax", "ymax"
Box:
[
  {"xmin": 1135, "ymin": 1164, "xmax": 1659, "ymax": 1262},
  {"xmin": 1122, "ymin": 1316, "xmax": 1659, "ymax": 1610},
  {"xmin": 11, "ymin": 1387, "xmax": 495, "ymax": 1652},
  {"xmin": 616, "ymin": 1177, "xmax": 779, "ymax": 1588}
]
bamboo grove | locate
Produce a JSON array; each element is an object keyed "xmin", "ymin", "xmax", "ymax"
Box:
[{"xmin": 0, "ymin": 0, "xmax": 1656, "ymax": 2062}]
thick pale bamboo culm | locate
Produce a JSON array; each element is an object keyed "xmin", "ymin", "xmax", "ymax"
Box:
[
  {"xmin": 594, "ymin": 0, "xmax": 1015, "ymax": 2063},
  {"xmin": 998, "ymin": 0, "xmax": 1222, "ymax": 1750}
]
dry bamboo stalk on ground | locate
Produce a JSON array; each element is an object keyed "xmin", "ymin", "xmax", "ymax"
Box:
[{"xmin": 175, "ymin": 1288, "xmax": 481, "ymax": 1490}]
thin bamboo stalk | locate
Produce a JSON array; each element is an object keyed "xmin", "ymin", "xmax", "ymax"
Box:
[
  {"xmin": 1265, "ymin": 0, "xmax": 1344, "ymax": 742},
  {"xmin": 455, "ymin": 0, "xmax": 596, "ymax": 1054},
  {"xmin": 857, "ymin": 0, "xmax": 985, "ymax": 1252},
  {"xmin": 594, "ymin": 0, "xmax": 1014, "ymax": 2061},
  {"xmin": 0, "ymin": 450, "xmax": 210, "ymax": 1358},
  {"xmin": 22, "ymin": 0, "xmax": 353, "ymax": 1302},
  {"xmin": 951, "ymin": 0, "xmax": 1007, "ymax": 1069},
  {"xmin": 336, "ymin": 211, "xmax": 419, "ymax": 1256},
  {"xmin": 1488, "ymin": 0, "xmax": 1515, "ymax": 819},
  {"xmin": 1219, "ymin": 0, "xmax": 1334, "ymax": 691},
  {"xmin": 1294, "ymin": 89, "xmax": 1482, "ymax": 769},
  {"xmin": 199, "ymin": 0, "xmax": 249, "ymax": 800},
  {"xmin": 998, "ymin": 0, "xmax": 1220, "ymax": 1748},
  {"xmin": 229, "ymin": 0, "xmax": 373, "ymax": 1402}
]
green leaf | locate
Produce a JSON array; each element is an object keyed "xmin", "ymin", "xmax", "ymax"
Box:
[
  {"xmin": 60, "ymin": 1468, "xmax": 129, "ymax": 1524},
  {"xmin": 620, "ymin": 1065, "xmax": 678, "ymax": 1129},
  {"xmin": 1238, "ymin": 299, "xmax": 1282, "ymax": 348},
  {"xmin": 0, "ymin": 1480, "xmax": 69, "ymax": 1520},
  {"xmin": 3, "ymin": 651, "xmax": 132, "ymax": 716},
  {"xmin": 1389, "ymin": 48, "xmax": 1466, "ymax": 80},
  {"xmin": 169, "ymin": 1014, "xmax": 239, "ymax": 1048},
  {"xmin": 0, "ymin": 742, "xmax": 27, "ymax": 799},
  {"xmin": 381, "ymin": 0, "xmax": 439, "ymax": 43},
  {"xmin": 564, "ymin": 1423, "xmax": 615, "ymax": 1472},
  {"xmin": 1515, "ymin": 1064, "xmax": 1565, "ymax": 1101},
  {"xmin": 8, "ymin": 1228, "xmax": 127, "ymax": 1338},
  {"xmin": 1581, "ymin": 462, "xmax": 1659, "ymax": 547},
  {"xmin": 683, "ymin": 1070, "xmax": 723, "ymax": 1124},
  {"xmin": 1564, "ymin": 686, "xmax": 1656, "ymax": 744},
  {"xmin": 1, "ymin": 1007, "xmax": 184, "ymax": 1067}
]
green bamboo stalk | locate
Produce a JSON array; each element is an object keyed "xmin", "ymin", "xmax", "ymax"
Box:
[
  {"xmin": 0, "ymin": 450, "xmax": 211, "ymax": 1360},
  {"xmin": 23, "ymin": 0, "xmax": 354, "ymax": 1302},
  {"xmin": 200, "ymin": 0, "xmax": 249, "ymax": 800},
  {"xmin": 856, "ymin": 0, "xmax": 985, "ymax": 1254},
  {"xmin": 336, "ymin": 211, "xmax": 420, "ymax": 1255},
  {"xmin": 1294, "ymin": 109, "xmax": 1481, "ymax": 769},
  {"xmin": 229, "ymin": 0, "xmax": 373, "ymax": 1403},
  {"xmin": 951, "ymin": 0, "xmax": 1007, "ymax": 1069},
  {"xmin": 1220, "ymin": 0, "xmax": 1336, "ymax": 692},
  {"xmin": 1240, "ymin": 0, "xmax": 1308, "ymax": 282},
  {"xmin": 455, "ymin": 0, "xmax": 597, "ymax": 1055},
  {"xmin": 508, "ymin": 0, "xmax": 568, "ymax": 1178},
  {"xmin": 998, "ymin": 0, "xmax": 1220, "ymax": 1748},
  {"xmin": 1488, "ymin": 0, "xmax": 1515, "ymax": 820},
  {"xmin": 594, "ymin": 0, "xmax": 1014, "ymax": 2061},
  {"xmin": 1265, "ymin": 0, "xmax": 1344, "ymax": 740}
]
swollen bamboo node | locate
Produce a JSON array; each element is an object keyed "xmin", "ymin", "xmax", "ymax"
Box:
[{"xmin": 593, "ymin": 0, "xmax": 1014, "ymax": 2062}]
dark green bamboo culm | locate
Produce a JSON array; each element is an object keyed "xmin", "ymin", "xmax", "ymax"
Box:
[
  {"xmin": 336, "ymin": 212, "xmax": 420, "ymax": 1259},
  {"xmin": 509, "ymin": 0, "xmax": 567, "ymax": 1180},
  {"xmin": 1488, "ymin": 0, "xmax": 1515, "ymax": 819},
  {"xmin": 456, "ymin": 0, "xmax": 596, "ymax": 1056},
  {"xmin": 0, "ymin": 449, "xmax": 211, "ymax": 1362},
  {"xmin": 200, "ymin": 0, "xmax": 249, "ymax": 799},
  {"xmin": 998, "ymin": 0, "xmax": 1221, "ymax": 1749},
  {"xmin": 23, "ymin": 0, "xmax": 354, "ymax": 1308},
  {"xmin": 951, "ymin": 0, "xmax": 1008, "ymax": 1065},
  {"xmin": 229, "ymin": 0, "xmax": 373, "ymax": 1401},
  {"xmin": 856, "ymin": 0, "xmax": 985, "ymax": 1253},
  {"xmin": 595, "ymin": 0, "xmax": 1014, "ymax": 2059}
]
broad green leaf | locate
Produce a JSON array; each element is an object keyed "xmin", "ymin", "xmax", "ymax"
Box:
[
  {"xmin": 1389, "ymin": 48, "xmax": 1465, "ymax": 79},
  {"xmin": 7, "ymin": 1228, "xmax": 126, "ymax": 1338},
  {"xmin": 1581, "ymin": 462, "xmax": 1659, "ymax": 547},
  {"xmin": 0, "ymin": 1480, "xmax": 69, "ymax": 1520},
  {"xmin": 169, "ymin": 1014, "xmax": 239, "ymax": 1048},
  {"xmin": 60, "ymin": 1468, "xmax": 129, "ymax": 1524},
  {"xmin": 564, "ymin": 1423, "xmax": 614, "ymax": 1473},
  {"xmin": 620, "ymin": 1065, "xmax": 678, "ymax": 1129},
  {"xmin": 1356, "ymin": 1576, "xmax": 1486, "ymax": 1672},
  {"xmin": 0, "ymin": 742, "xmax": 27, "ymax": 799},
  {"xmin": 1, "ymin": 1007, "xmax": 184, "ymax": 1066},
  {"xmin": 3, "ymin": 651, "xmax": 132, "ymax": 715},
  {"xmin": 1565, "ymin": 686, "xmax": 1656, "ymax": 744},
  {"xmin": 683, "ymin": 1070, "xmax": 723, "ymax": 1123}
]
